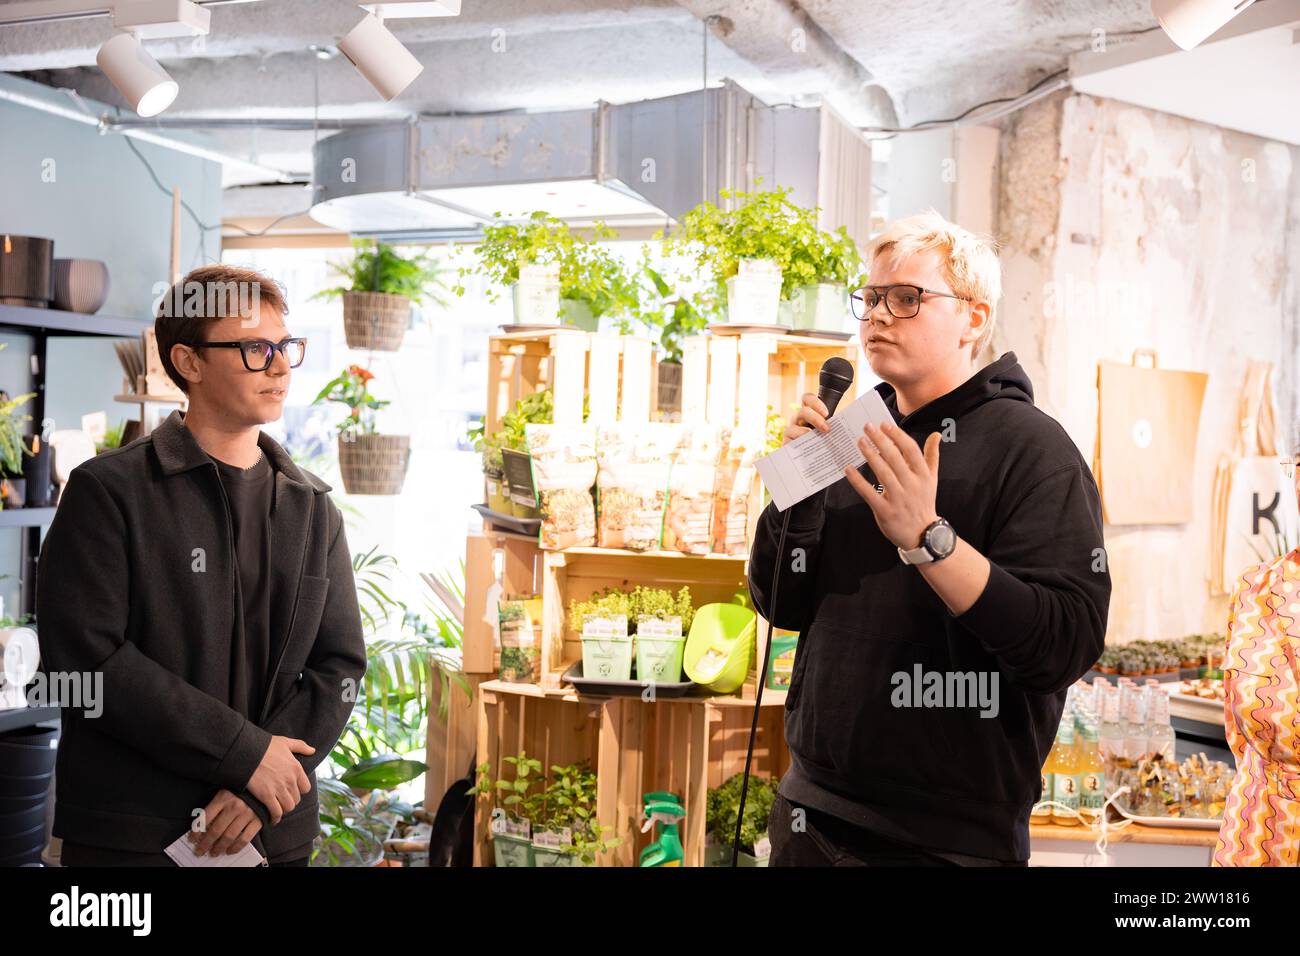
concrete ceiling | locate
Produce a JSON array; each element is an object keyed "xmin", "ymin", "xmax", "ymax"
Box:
[{"xmin": 0, "ymin": 0, "xmax": 1165, "ymax": 196}]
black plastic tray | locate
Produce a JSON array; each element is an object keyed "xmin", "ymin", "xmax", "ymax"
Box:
[
  {"xmin": 562, "ymin": 661, "xmax": 711, "ymax": 699},
  {"xmin": 471, "ymin": 503, "xmax": 541, "ymax": 537}
]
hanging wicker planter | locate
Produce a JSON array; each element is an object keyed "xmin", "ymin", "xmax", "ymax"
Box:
[
  {"xmin": 342, "ymin": 291, "xmax": 410, "ymax": 351},
  {"xmin": 337, "ymin": 433, "xmax": 410, "ymax": 495}
]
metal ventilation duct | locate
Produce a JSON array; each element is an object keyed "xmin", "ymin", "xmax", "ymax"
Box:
[{"xmin": 309, "ymin": 80, "xmax": 872, "ymax": 243}]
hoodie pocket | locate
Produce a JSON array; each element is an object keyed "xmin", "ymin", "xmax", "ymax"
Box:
[{"xmin": 786, "ymin": 620, "xmax": 960, "ymax": 795}]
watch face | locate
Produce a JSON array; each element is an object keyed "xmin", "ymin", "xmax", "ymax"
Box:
[{"xmin": 927, "ymin": 522, "xmax": 956, "ymax": 556}]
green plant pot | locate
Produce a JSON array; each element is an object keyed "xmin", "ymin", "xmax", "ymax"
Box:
[
  {"xmin": 636, "ymin": 634, "xmax": 685, "ymax": 683},
  {"xmin": 509, "ymin": 498, "xmax": 541, "ymax": 519},
  {"xmin": 582, "ymin": 633, "xmax": 633, "ymax": 681},
  {"xmin": 492, "ymin": 832, "xmax": 534, "ymax": 867},
  {"xmin": 559, "ymin": 298, "xmax": 598, "ymax": 331},
  {"xmin": 485, "ymin": 470, "xmax": 511, "ymax": 513},
  {"xmin": 791, "ymin": 282, "xmax": 848, "ymax": 332},
  {"xmin": 532, "ymin": 845, "xmax": 580, "ymax": 867}
]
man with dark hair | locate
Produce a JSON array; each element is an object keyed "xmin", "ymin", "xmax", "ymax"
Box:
[{"xmin": 39, "ymin": 264, "xmax": 366, "ymax": 867}]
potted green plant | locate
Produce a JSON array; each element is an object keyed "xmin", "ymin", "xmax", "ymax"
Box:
[
  {"xmin": 498, "ymin": 388, "xmax": 554, "ymax": 519},
  {"xmin": 455, "ymin": 212, "xmax": 634, "ymax": 329},
  {"xmin": 704, "ymin": 772, "xmax": 776, "ymax": 866},
  {"xmin": 469, "ymin": 751, "xmax": 547, "ymax": 867},
  {"xmin": 314, "ymin": 239, "xmax": 447, "ymax": 351},
  {"xmin": 662, "ymin": 185, "xmax": 815, "ymax": 328},
  {"xmin": 0, "ymin": 387, "xmax": 36, "ymax": 511},
  {"xmin": 783, "ymin": 221, "xmax": 866, "ymax": 332},
  {"xmin": 314, "ymin": 363, "xmax": 410, "ymax": 495},
  {"xmin": 532, "ymin": 760, "xmax": 619, "ymax": 867}
]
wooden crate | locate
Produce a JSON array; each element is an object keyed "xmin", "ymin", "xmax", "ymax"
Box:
[
  {"xmin": 474, "ymin": 681, "xmax": 789, "ymax": 867},
  {"xmin": 461, "ymin": 530, "xmax": 541, "ymax": 676},
  {"xmin": 485, "ymin": 328, "xmax": 657, "ymax": 436},
  {"xmin": 680, "ymin": 331, "xmax": 861, "ymax": 436},
  {"xmin": 539, "ymin": 548, "xmax": 750, "ymax": 689}
]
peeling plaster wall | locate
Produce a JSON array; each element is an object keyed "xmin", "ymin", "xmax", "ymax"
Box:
[{"xmin": 997, "ymin": 91, "xmax": 1299, "ymax": 643}]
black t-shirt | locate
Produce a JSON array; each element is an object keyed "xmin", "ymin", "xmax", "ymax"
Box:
[{"xmin": 209, "ymin": 450, "xmax": 275, "ymax": 719}]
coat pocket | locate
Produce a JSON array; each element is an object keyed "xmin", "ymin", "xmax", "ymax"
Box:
[{"xmin": 278, "ymin": 574, "xmax": 330, "ymax": 675}]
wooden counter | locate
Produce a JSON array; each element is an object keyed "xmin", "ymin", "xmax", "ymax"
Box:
[
  {"xmin": 1031, "ymin": 820, "xmax": 1219, "ymax": 847},
  {"xmin": 1030, "ymin": 818, "xmax": 1219, "ymax": 867}
]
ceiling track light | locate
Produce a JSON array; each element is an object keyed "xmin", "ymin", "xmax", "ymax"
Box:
[
  {"xmin": 96, "ymin": 31, "xmax": 179, "ymax": 117},
  {"xmin": 91, "ymin": 1, "xmax": 211, "ymax": 116},
  {"xmin": 1150, "ymin": 0, "xmax": 1258, "ymax": 50},
  {"xmin": 338, "ymin": 11, "xmax": 425, "ymax": 102}
]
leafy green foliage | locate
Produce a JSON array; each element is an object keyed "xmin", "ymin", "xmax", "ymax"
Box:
[
  {"xmin": 706, "ymin": 772, "xmax": 778, "ymax": 853},
  {"xmin": 454, "ymin": 212, "xmax": 638, "ymax": 320},
  {"xmin": 569, "ymin": 584, "xmax": 694, "ymax": 634},
  {"xmin": 313, "ymin": 239, "xmax": 449, "ymax": 307},
  {"xmin": 313, "ymin": 364, "xmax": 389, "ymax": 438},
  {"xmin": 470, "ymin": 754, "xmax": 621, "ymax": 864},
  {"xmin": 659, "ymin": 183, "xmax": 866, "ymax": 320},
  {"xmin": 0, "ymin": 377, "xmax": 35, "ymax": 477},
  {"xmin": 95, "ymin": 420, "xmax": 127, "ymax": 454}
]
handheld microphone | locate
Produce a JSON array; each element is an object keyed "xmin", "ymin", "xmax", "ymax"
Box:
[
  {"xmin": 817, "ymin": 356, "xmax": 855, "ymax": 417},
  {"xmin": 734, "ymin": 357, "xmax": 854, "ymax": 867}
]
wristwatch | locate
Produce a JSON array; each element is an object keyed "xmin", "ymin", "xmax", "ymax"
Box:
[{"xmin": 898, "ymin": 517, "xmax": 957, "ymax": 565}]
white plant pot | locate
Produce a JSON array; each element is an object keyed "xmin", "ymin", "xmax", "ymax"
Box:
[
  {"xmin": 724, "ymin": 258, "xmax": 782, "ymax": 327},
  {"xmin": 511, "ymin": 263, "xmax": 561, "ymax": 326},
  {"xmin": 791, "ymin": 282, "xmax": 848, "ymax": 332}
]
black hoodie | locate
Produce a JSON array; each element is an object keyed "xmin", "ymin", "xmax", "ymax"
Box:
[{"xmin": 748, "ymin": 351, "xmax": 1110, "ymax": 862}]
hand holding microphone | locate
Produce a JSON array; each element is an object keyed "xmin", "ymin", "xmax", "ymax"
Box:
[{"xmin": 782, "ymin": 356, "xmax": 855, "ymax": 445}]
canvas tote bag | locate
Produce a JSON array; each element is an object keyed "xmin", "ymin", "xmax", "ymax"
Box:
[
  {"xmin": 1095, "ymin": 350, "xmax": 1209, "ymax": 525},
  {"xmin": 1210, "ymin": 361, "xmax": 1299, "ymax": 594}
]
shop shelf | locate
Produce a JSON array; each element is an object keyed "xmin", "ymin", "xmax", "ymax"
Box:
[
  {"xmin": 473, "ymin": 678, "xmax": 789, "ymax": 866},
  {"xmin": 0, "ymin": 507, "xmax": 56, "ymax": 528},
  {"xmin": 0, "ymin": 304, "xmax": 145, "ymax": 338}
]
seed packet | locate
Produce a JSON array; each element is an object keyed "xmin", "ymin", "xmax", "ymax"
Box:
[
  {"xmin": 663, "ymin": 425, "xmax": 724, "ymax": 555},
  {"xmin": 595, "ymin": 423, "xmax": 681, "ymax": 551},
  {"xmin": 711, "ymin": 429, "xmax": 760, "ymax": 556},
  {"xmin": 498, "ymin": 595, "xmax": 543, "ymax": 683},
  {"xmin": 526, "ymin": 424, "xmax": 597, "ymax": 550}
]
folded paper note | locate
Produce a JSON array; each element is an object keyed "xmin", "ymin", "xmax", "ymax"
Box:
[{"xmin": 755, "ymin": 390, "xmax": 893, "ymax": 511}]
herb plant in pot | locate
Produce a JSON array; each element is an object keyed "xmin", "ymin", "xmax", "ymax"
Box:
[
  {"xmin": 469, "ymin": 751, "xmax": 547, "ymax": 867},
  {"xmin": 314, "ymin": 239, "xmax": 447, "ymax": 351},
  {"xmin": 0, "ymin": 388, "xmax": 35, "ymax": 512},
  {"xmin": 314, "ymin": 364, "xmax": 410, "ymax": 495},
  {"xmin": 783, "ymin": 222, "xmax": 866, "ymax": 333},
  {"xmin": 497, "ymin": 388, "xmax": 554, "ymax": 519},
  {"xmin": 456, "ymin": 212, "xmax": 634, "ymax": 330},
  {"xmin": 662, "ymin": 185, "xmax": 811, "ymax": 328},
  {"xmin": 704, "ymin": 772, "xmax": 777, "ymax": 866}
]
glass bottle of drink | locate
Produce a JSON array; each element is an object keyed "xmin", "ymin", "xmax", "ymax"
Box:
[
  {"xmin": 1077, "ymin": 723, "xmax": 1106, "ymax": 824},
  {"xmin": 1047, "ymin": 721, "xmax": 1080, "ymax": 826},
  {"xmin": 1098, "ymin": 688, "xmax": 1123, "ymax": 783},
  {"xmin": 1145, "ymin": 687, "xmax": 1176, "ymax": 763},
  {"xmin": 1032, "ymin": 757, "xmax": 1053, "ymax": 825}
]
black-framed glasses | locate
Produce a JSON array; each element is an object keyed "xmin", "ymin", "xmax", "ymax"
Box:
[
  {"xmin": 190, "ymin": 337, "xmax": 307, "ymax": 372},
  {"xmin": 850, "ymin": 284, "xmax": 972, "ymax": 321}
]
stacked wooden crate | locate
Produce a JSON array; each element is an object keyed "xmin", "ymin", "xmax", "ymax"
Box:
[{"xmin": 433, "ymin": 326, "xmax": 859, "ymax": 865}]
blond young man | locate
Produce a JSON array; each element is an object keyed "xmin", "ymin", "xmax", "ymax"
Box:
[
  {"xmin": 750, "ymin": 211, "xmax": 1111, "ymax": 865},
  {"xmin": 38, "ymin": 265, "xmax": 365, "ymax": 867}
]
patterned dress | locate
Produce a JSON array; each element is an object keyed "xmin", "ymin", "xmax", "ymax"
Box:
[{"xmin": 1213, "ymin": 549, "xmax": 1300, "ymax": 866}]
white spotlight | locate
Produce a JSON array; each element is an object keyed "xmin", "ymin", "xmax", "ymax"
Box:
[
  {"xmin": 95, "ymin": 32, "xmax": 179, "ymax": 117},
  {"xmin": 338, "ymin": 12, "xmax": 424, "ymax": 101},
  {"xmin": 1150, "ymin": 0, "xmax": 1257, "ymax": 50}
]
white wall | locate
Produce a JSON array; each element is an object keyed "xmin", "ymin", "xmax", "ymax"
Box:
[{"xmin": 997, "ymin": 91, "xmax": 1299, "ymax": 641}]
